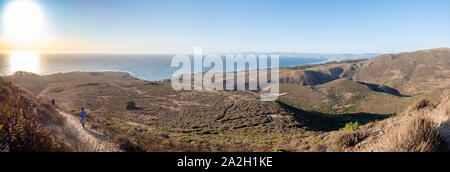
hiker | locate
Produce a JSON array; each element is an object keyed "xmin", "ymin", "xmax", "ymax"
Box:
[
  {"xmin": 80, "ymin": 108, "xmax": 87, "ymax": 129},
  {"xmin": 51, "ymin": 99, "xmax": 55, "ymax": 106}
]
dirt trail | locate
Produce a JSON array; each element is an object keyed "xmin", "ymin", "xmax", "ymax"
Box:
[
  {"xmin": 217, "ymin": 100, "xmax": 235, "ymax": 121},
  {"xmin": 58, "ymin": 110, "xmax": 121, "ymax": 152}
]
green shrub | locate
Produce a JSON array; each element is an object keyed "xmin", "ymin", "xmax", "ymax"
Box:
[
  {"xmin": 68, "ymin": 108, "xmax": 79, "ymax": 115},
  {"xmin": 211, "ymin": 147, "xmax": 222, "ymax": 152},
  {"xmin": 126, "ymin": 101, "xmax": 137, "ymax": 110},
  {"xmin": 340, "ymin": 122, "xmax": 360, "ymax": 132},
  {"xmin": 309, "ymin": 137, "xmax": 323, "ymax": 146}
]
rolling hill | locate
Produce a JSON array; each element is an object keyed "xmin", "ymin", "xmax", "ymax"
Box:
[
  {"xmin": 1, "ymin": 48, "xmax": 449, "ymax": 152},
  {"xmin": 280, "ymin": 48, "xmax": 450, "ymax": 95},
  {"xmin": 354, "ymin": 48, "xmax": 450, "ymax": 95}
]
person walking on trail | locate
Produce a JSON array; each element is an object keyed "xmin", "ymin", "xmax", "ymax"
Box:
[{"xmin": 80, "ymin": 108, "xmax": 87, "ymax": 129}]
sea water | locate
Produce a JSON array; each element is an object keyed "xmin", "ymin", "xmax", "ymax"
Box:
[{"xmin": 0, "ymin": 52, "xmax": 327, "ymax": 81}]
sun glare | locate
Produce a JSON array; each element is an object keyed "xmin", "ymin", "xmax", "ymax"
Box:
[
  {"xmin": 9, "ymin": 50, "xmax": 40, "ymax": 74},
  {"xmin": 3, "ymin": 0, "xmax": 46, "ymax": 45}
]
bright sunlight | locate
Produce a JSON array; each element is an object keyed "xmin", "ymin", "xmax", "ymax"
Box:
[
  {"xmin": 9, "ymin": 50, "xmax": 40, "ymax": 74},
  {"xmin": 2, "ymin": 0, "xmax": 46, "ymax": 45}
]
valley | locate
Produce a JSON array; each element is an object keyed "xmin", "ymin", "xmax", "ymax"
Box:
[{"xmin": 1, "ymin": 48, "xmax": 449, "ymax": 152}]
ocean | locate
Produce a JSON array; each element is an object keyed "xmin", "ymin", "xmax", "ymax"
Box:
[{"xmin": 0, "ymin": 51, "xmax": 327, "ymax": 81}]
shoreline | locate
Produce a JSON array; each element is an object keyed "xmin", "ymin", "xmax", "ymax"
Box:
[
  {"xmin": 3, "ymin": 57, "xmax": 370, "ymax": 82},
  {"xmin": 2, "ymin": 58, "xmax": 331, "ymax": 82}
]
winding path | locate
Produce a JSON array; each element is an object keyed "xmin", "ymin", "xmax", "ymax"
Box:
[
  {"xmin": 58, "ymin": 110, "xmax": 121, "ymax": 152},
  {"xmin": 217, "ymin": 101, "xmax": 235, "ymax": 121}
]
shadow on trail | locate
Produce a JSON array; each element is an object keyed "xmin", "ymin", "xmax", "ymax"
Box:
[{"xmin": 85, "ymin": 128, "xmax": 110, "ymax": 142}]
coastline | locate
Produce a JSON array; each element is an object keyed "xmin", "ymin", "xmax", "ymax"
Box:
[
  {"xmin": 0, "ymin": 54, "xmax": 330, "ymax": 81},
  {"xmin": 2, "ymin": 57, "xmax": 365, "ymax": 82}
]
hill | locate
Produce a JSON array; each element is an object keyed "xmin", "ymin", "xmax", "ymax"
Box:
[
  {"xmin": 4, "ymin": 70, "xmax": 394, "ymax": 151},
  {"xmin": 0, "ymin": 78, "xmax": 69, "ymax": 152},
  {"xmin": 314, "ymin": 92, "xmax": 450, "ymax": 152},
  {"xmin": 2, "ymin": 48, "xmax": 449, "ymax": 152},
  {"xmin": 3, "ymin": 71, "xmax": 135, "ymax": 96},
  {"xmin": 354, "ymin": 48, "xmax": 450, "ymax": 95},
  {"xmin": 280, "ymin": 48, "xmax": 450, "ymax": 95},
  {"xmin": 280, "ymin": 63, "xmax": 358, "ymax": 85},
  {"xmin": 4, "ymin": 72, "xmax": 309, "ymax": 151}
]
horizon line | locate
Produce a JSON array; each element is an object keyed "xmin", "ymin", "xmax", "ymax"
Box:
[
  {"xmin": 0, "ymin": 49, "xmax": 384, "ymax": 55},
  {"xmin": 1, "ymin": 47, "xmax": 446, "ymax": 55}
]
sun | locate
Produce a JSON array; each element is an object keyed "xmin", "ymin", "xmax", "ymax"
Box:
[{"xmin": 2, "ymin": 0, "xmax": 46, "ymax": 45}]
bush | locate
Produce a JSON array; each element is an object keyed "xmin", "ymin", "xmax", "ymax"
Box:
[
  {"xmin": 117, "ymin": 137, "xmax": 146, "ymax": 152},
  {"xmin": 388, "ymin": 117, "xmax": 441, "ymax": 152},
  {"xmin": 339, "ymin": 122, "xmax": 360, "ymax": 132},
  {"xmin": 68, "ymin": 108, "xmax": 79, "ymax": 115},
  {"xmin": 336, "ymin": 131, "xmax": 368, "ymax": 148},
  {"xmin": 0, "ymin": 80, "xmax": 70, "ymax": 152},
  {"xmin": 126, "ymin": 101, "xmax": 137, "ymax": 110},
  {"xmin": 415, "ymin": 99, "xmax": 434, "ymax": 110}
]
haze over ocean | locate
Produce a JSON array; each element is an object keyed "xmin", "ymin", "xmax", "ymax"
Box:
[{"xmin": 0, "ymin": 52, "xmax": 330, "ymax": 81}]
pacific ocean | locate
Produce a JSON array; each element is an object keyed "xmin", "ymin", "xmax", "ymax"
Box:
[{"xmin": 0, "ymin": 52, "xmax": 328, "ymax": 81}]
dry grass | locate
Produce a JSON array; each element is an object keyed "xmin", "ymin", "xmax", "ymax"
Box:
[
  {"xmin": 315, "ymin": 97, "xmax": 448, "ymax": 152},
  {"xmin": 0, "ymin": 79, "xmax": 70, "ymax": 152},
  {"xmin": 3, "ymin": 70, "xmax": 449, "ymax": 152},
  {"xmin": 335, "ymin": 131, "xmax": 368, "ymax": 149},
  {"xmin": 387, "ymin": 117, "xmax": 441, "ymax": 152},
  {"xmin": 415, "ymin": 99, "xmax": 435, "ymax": 110}
]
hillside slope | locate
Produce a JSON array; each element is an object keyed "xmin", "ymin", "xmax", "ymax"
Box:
[
  {"xmin": 3, "ymin": 71, "xmax": 135, "ymax": 96},
  {"xmin": 4, "ymin": 72, "xmax": 309, "ymax": 151},
  {"xmin": 2, "ymin": 71, "xmax": 400, "ymax": 151},
  {"xmin": 0, "ymin": 79, "xmax": 69, "ymax": 152},
  {"xmin": 280, "ymin": 63, "xmax": 358, "ymax": 85},
  {"xmin": 0, "ymin": 78, "xmax": 127, "ymax": 152},
  {"xmin": 300, "ymin": 92, "xmax": 450, "ymax": 152},
  {"xmin": 354, "ymin": 48, "xmax": 450, "ymax": 95},
  {"xmin": 2, "ymin": 48, "xmax": 449, "ymax": 152},
  {"xmin": 351, "ymin": 93, "xmax": 450, "ymax": 152},
  {"xmin": 280, "ymin": 48, "xmax": 450, "ymax": 95}
]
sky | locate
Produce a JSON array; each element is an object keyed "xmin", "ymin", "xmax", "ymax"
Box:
[{"xmin": 0, "ymin": 0, "xmax": 449, "ymax": 54}]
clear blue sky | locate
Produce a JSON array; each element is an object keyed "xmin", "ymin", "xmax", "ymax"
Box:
[{"xmin": 1, "ymin": 0, "xmax": 449, "ymax": 54}]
